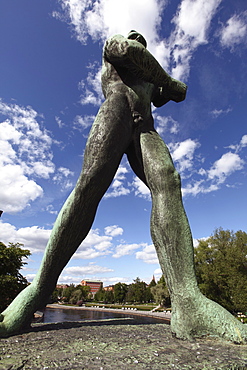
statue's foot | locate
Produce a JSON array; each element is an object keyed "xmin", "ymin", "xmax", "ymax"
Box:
[
  {"xmin": 0, "ymin": 284, "xmax": 39, "ymax": 337},
  {"xmin": 171, "ymin": 293, "xmax": 247, "ymax": 343}
]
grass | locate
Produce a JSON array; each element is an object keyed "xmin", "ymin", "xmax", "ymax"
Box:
[{"xmin": 84, "ymin": 302, "xmax": 171, "ymax": 312}]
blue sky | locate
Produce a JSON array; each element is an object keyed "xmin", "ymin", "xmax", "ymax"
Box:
[{"xmin": 0, "ymin": 0, "xmax": 246, "ymax": 287}]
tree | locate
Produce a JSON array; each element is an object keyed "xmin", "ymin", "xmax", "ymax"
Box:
[
  {"xmin": 194, "ymin": 228, "xmax": 247, "ymax": 313},
  {"xmin": 104, "ymin": 289, "xmax": 114, "ymax": 303},
  {"xmin": 94, "ymin": 286, "xmax": 105, "ymax": 302},
  {"xmin": 126, "ymin": 277, "xmax": 148, "ymax": 303},
  {"xmin": 151, "ymin": 275, "xmax": 170, "ymax": 306},
  {"xmin": 114, "ymin": 282, "xmax": 128, "ymax": 303},
  {"xmin": 149, "ymin": 276, "xmax": 156, "ymax": 288},
  {"xmin": 62, "ymin": 284, "xmax": 75, "ymax": 302},
  {"xmin": 69, "ymin": 289, "xmax": 83, "ymax": 305},
  {"xmin": 75, "ymin": 284, "xmax": 91, "ymax": 301},
  {"xmin": 0, "ymin": 242, "xmax": 31, "ymax": 312}
]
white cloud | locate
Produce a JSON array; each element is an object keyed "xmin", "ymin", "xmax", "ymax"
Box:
[
  {"xmin": 55, "ymin": 116, "xmax": 65, "ymax": 128},
  {"xmin": 182, "ymin": 149, "xmax": 245, "ymax": 196},
  {"xmin": 104, "ymin": 225, "xmax": 123, "ymax": 237},
  {"xmin": 72, "ymin": 247, "xmax": 111, "ymax": 260},
  {"xmin": 73, "ymin": 114, "xmax": 95, "ymax": 130},
  {"xmin": 153, "ymin": 268, "xmax": 162, "ymax": 281},
  {"xmin": 57, "ymin": 275, "xmax": 82, "ymax": 284},
  {"xmin": 208, "ymin": 152, "xmax": 244, "ymax": 183},
  {"xmin": 73, "ymin": 227, "xmax": 122, "ymax": 259},
  {"xmin": 240, "ymin": 135, "xmax": 247, "ymax": 148},
  {"xmin": 210, "ymin": 107, "xmax": 232, "ymax": 118},
  {"xmin": 219, "ymin": 12, "xmax": 247, "ymax": 50},
  {"xmin": 0, "ymin": 221, "xmax": 51, "ymax": 253},
  {"xmin": 182, "ymin": 180, "xmax": 205, "ymax": 197},
  {"xmin": 173, "ymin": 0, "xmax": 221, "ymax": 42},
  {"xmin": 168, "ymin": 0, "xmax": 222, "ymax": 80},
  {"xmin": 113, "ymin": 243, "xmax": 146, "ymax": 258},
  {"xmin": 154, "ymin": 114, "xmax": 179, "ymax": 136},
  {"xmin": 135, "ymin": 244, "xmax": 159, "ymax": 264},
  {"xmin": 64, "ymin": 264, "xmax": 113, "ymax": 276},
  {"xmin": 52, "ymin": 166, "xmax": 74, "ymax": 190},
  {"xmin": 45, "ymin": 204, "xmax": 58, "ymax": 215},
  {"xmin": 100, "ymin": 276, "xmax": 131, "ymax": 285},
  {"xmin": 53, "ymin": 0, "xmax": 91, "ymax": 44},
  {"xmin": 132, "ymin": 177, "xmax": 151, "ymax": 200},
  {"xmin": 0, "ymin": 101, "xmax": 76, "ymax": 212},
  {"xmin": 104, "ymin": 165, "xmax": 130, "ymax": 198},
  {"xmin": 170, "ymin": 139, "xmax": 199, "ymax": 161},
  {"xmin": 79, "ymin": 65, "xmax": 104, "ymax": 107},
  {"xmin": 227, "ymin": 134, "xmax": 247, "ymax": 153},
  {"xmin": 54, "ymin": 0, "xmax": 167, "ymax": 45},
  {"xmin": 0, "ymin": 101, "xmax": 55, "ymax": 213},
  {"xmin": 0, "ymin": 165, "xmax": 43, "ymax": 213},
  {"xmin": 169, "ymin": 138, "xmax": 200, "ymax": 173},
  {"xmin": 0, "ymin": 221, "xmax": 124, "ymax": 260}
]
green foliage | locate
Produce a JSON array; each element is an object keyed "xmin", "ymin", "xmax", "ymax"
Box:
[
  {"xmin": 151, "ymin": 275, "xmax": 170, "ymax": 306},
  {"xmin": 126, "ymin": 277, "xmax": 150, "ymax": 303},
  {"xmin": 148, "ymin": 277, "xmax": 156, "ymax": 288},
  {"xmin": 94, "ymin": 287, "xmax": 114, "ymax": 303},
  {"xmin": 69, "ymin": 289, "xmax": 83, "ymax": 305},
  {"xmin": 94, "ymin": 287, "xmax": 105, "ymax": 302},
  {"xmin": 62, "ymin": 284, "xmax": 75, "ymax": 302},
  {"xmin": 51, "ymin": 284, "xmax": 91, "ymax": 304},
  {"xmin": 104, "ymin": 290, "xmax": 114, "ymax": 303},
  {"xmin": 0, "ymin": 242, "xmax": 31, "ymax": 311},
  {"xmin": 114, "ymin": 282, "xmax": 128, "ymax": 303},
  {"xmin": 158, "ymin": 275, "xmax": 166, "ymax": 287},
  {"xmin": 195, "ymin": 228, "xmax": 247, "ymax": 313},
  {"xmin": 75, "ymin": 284, "xmax": 91, "ymax": 300}
]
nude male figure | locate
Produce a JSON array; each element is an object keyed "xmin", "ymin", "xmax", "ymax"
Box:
[{"xmin": 1, "ymin": 31, "xmax": 246, "ymax": 343}]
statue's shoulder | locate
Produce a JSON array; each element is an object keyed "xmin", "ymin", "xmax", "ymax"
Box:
[
  {"xmin": 106, "ymin": 34, "xmax": 125, "ymax": 43},
  {"xmin": 104, "ymin": 34, "xmax": 126, "ymax": 51},
  {"xmin": 104, "ymin": 34, "xmax": 129, "ymax": 62}
]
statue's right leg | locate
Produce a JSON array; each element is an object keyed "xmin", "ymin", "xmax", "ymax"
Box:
[
  {"xmin": 0, "ymin": 94, "xmax": 134, "ymax": 337},
  {"xmin": 138, "ymin": 129, "xmax": 247, "ymax": 343}
]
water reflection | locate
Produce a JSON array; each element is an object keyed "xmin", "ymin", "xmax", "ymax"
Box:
[{"xmin": 43, "ymin": 307, "xmax": 165, "ymax": 324}]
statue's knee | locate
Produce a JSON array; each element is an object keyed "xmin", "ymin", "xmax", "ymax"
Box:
[{"xmin": 154, "ymin": 165, "xmax": 181, "ymax": 193}]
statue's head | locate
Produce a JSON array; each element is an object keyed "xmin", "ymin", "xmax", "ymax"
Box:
[{"xmin": 127, "ymin": 30, "xmax": 147, "ymax": 48}]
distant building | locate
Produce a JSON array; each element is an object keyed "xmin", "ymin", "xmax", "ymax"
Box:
[
  {"xmin": 56, "ymin": 284, "xmax": 69, "ymax": 290},
  {"xmin": 103, "ymin": 285, "xmax": 114, "ymax": 292},
  {"xmin": 80, "ymin": 279, "xmax": 103, "ymax": 295}
]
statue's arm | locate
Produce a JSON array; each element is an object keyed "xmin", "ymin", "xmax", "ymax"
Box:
[{"xmin": 104, "ymin": 35, "xmax": 187, "ymax": 105}]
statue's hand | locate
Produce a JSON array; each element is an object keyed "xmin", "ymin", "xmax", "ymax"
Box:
[
  {"xmin": 169, "ymin": 78, "xmax": 187, "ymax": 102},
  {"xmin": 153, "ymin": 79, "xmax": 187, "ymax": 107},
  {"xmin": 152, "ymin": 87, "xmax": 171, "ymax": 107}
]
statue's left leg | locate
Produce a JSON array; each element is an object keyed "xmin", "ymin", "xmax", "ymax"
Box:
[
  {"xmin": 0, "ymin": 94, "xmax": 135, "ymax": 337},
  {"xmin": 128, "ymin": 128, "xmax": 247, "ymax": 343}
]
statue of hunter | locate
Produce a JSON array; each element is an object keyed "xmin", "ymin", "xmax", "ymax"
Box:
[{"xmin": 1, "ymin": 31, "xmax": 246, "ymax": 343}]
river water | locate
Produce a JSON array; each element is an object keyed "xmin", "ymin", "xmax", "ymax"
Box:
[{"xmin": 43, "ymin": 307, "xmax": 165, "ymax": 324}]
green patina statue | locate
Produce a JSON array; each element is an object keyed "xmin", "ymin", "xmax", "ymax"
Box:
[{"xmin": 1, "ymin": 31, "xmax": 246, "ymax": 342}]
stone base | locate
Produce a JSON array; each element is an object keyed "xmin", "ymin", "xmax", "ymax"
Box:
[{"xmin": 0, "ymin": 319, "xmax": 246, "ymax": 369}]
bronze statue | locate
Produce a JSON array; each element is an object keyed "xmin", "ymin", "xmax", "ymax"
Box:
[{"xmin": 1, "ymin": 31, "xmax": 246, "ymax": 343}]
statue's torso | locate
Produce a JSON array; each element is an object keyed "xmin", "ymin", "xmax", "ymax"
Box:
[{"xmin": 101, "ymin": 60, "xmax": 154, "ymax": 119}]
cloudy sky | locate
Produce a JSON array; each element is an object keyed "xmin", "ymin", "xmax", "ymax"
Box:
[{"xmin": 0, "ymin": 0, "xmax": 246, "ymax": 287}]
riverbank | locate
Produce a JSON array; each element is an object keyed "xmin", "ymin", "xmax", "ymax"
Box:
[{"xmin": 1, "ymin": 308, "xmax": 247, "ymax": 369}]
